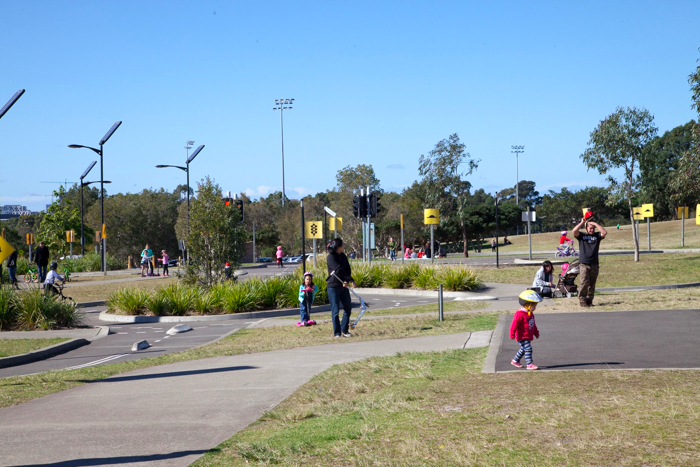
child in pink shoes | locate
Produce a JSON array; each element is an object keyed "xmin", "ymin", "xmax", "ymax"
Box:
[
  {"xmin": 510, "ymin": 290, "xmax": 542, "ymax": 370},
  {"xmin": 297, "ymin": 272, "xmax": 318, "ymax": 327}
]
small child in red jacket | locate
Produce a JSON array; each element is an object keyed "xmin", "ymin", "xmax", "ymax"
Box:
[{"xmin": 510, "ymin": 290, "xmax": 543, "ymax": 370}]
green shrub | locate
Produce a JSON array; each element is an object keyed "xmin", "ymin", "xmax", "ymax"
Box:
[
  {"xmin": 382, "ymin": 264, "xmax": 418, "ymax": 289},
  {"xmin": 0, "ymin": 286, "xmax": 18, "ymax": 331},
  {"xmin": 436, "ymin": 266, "xmax": 483, "ymax": 291},
  {"xmin": 107, "ymin": 288, "xmax": 149, "ymax": 315},
  {"xmin": 161, "ymin": 283, "xmax": 200, "ymax": 316},
  {"xmin": 15, "ymin": 257, "xmax": 31, "ymax": 276},
  {"xmin": 255, "ymin": 276, "xmax": 292, "ymax": 308},
  {"xmin": 220, "ymin": 283, "xmax": 259, "ymax": 314},
  {"xmin": 10, "ymin": 288, "xmax": 80, "ymax": 330},
  {"xmin": 146, "ymin": 289, "xmax": 168, "ymax": 316},
  {"xmin": 351, "ymin": 263, "xmax": 386, "ymax": 288},
  {"xmin": 40, "ymin": 295, "xmax": 80, "ymax": 328},
  {"xmin": 62, "ymin": 253, "xmax": 127, "ymax": 272},
  {"xmin": 414, "ymin": 266, "xmax": 438, "ymax": 290},
  {"xmin": 194, "ymin": 289, "xmax": 220, "ymax": 314}
]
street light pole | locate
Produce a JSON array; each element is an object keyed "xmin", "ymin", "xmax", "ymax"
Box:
[
  {"xmin": 156, "ymin": 145, "xmax": 204, "ymax": 235},
  {"xmin": 69, "ymin": 121, "xmax": 122, "ymax": 275},
  {"xmin": 273, "ymin": 99, "xmax": 294, "ymax": 207},
  {"xmin": 511, "ymin": 145, "xmax": 524, "ymax": 235},
  {"xmin": 79, "ymin": 161, "xmax": 97, "ymax": 256}
]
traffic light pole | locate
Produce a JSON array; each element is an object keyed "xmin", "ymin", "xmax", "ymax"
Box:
[
  {"xmin": 300, "ymin": 200, "xmax": 306, "ymax": 274},
  {"xmin": 366, "ymin": 187, "xmax": 371, "ymax": 265}
]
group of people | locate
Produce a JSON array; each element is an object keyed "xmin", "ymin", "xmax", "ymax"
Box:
[{"xmin": 140, "ymin": 244, "xmax": 169, "ymax": 277}]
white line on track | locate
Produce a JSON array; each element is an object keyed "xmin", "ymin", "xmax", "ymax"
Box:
[{"xmin": 63, "ymin": 353, "xmax": 129, "ymax": 370}]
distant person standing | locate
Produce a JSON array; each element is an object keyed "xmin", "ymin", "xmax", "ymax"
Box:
[
  {"xmin": 6, "ymin": 249, "xmax": 19, "ymax": 288},
  {"xmin": 387, "ymin": 237, "xmax": 397, "ymax": 261},
  {"xmin": 275, "ymin": 246, "xmax": 285, "ymax": 268},
  {"xmin": 34, "ymin": 241, "xmax": 50, "ymax": 282},
  {"xmin": 573, "ymin": 212, "xmax": 607, "ymax": 307},
  {"xmin": 140, "ymin": 244, "xmax": 154, "ymax": 277},
  {"xmin": 491, "ymin": 239, "xmax": 496, "ymax": 252},
  {"xmin": 326, "ymin": 238, "xmax": 355, "ymax": 338},
  {"xmin": 160, "ymin": 250, "xmax": 169, "ymax": 277}
]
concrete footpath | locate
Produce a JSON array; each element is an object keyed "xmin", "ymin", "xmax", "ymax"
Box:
[{"xmin": 0, "ymin": 331, "xmax": 492, "ymax": 467}]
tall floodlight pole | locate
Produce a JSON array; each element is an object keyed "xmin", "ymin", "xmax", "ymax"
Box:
[
  {"xmin": 156, "ymin": 145, "xmax": 205, "ymax": 234},
  {"xmin": 1, "ymin": 90, "xmax": 25, "ymax": 209},
  {"xmin": 273, "ymin": 99, "xmax": 294, "ymax": 207},
  {"xmin": 69, "ymin": 121, "xmax": 122, "ymax": 275},
  {"xmin": 511, "ymin": 145, "xmax": 524, "ymax": 235}
]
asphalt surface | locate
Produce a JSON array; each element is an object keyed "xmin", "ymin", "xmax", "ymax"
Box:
[
  {"xmin": 495, "ymin": 309, "xmax": 700, "ymax": 372},
  {"xmin": 0, "ymin": 293, "xmax": 439, "ymax": 378}
]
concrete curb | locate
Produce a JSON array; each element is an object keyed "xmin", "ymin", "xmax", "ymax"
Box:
[
  {"xmin": 598, "ymin": 282, "xmax": 700, "ymax": 293},
  {"xmin": 77, "ymin": 301, "xmax": 107, "ymax": 308},
  {"xmin": 482, "ymin": 313, "xmax": 507, "ymax": 373},
  {"xmin": 354, "ymin": 287, "xmax": 497, "ymax": 300},
  {"xmin": 0, "ymin": 338, "xmax": 89, "ymax": 369},
  {"xmin": 0, "ymin": 325, "xmax": 110, "ymax": 369}
]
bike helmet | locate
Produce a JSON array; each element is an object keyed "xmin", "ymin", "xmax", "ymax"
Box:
[
  {"xmin": 518, "ymin": 290, "xmax": 543, "ymax": 308},
  {"xmin": 303, "ymin": 271, "xmax": 313, "ymax": 277},
  {"xmin": 50, "ymin": 261, "xmax": 58, "ymax": 270},
  {"xmin": 561, "ymin": 231, "xmax": 567, "ymax": 236},
  {"xmin": 584, "ymin": 211, "xmax": 594, "ymax": 220}
]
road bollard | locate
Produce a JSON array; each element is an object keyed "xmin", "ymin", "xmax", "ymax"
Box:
[{"xmin": 438, "ymin": 284, "xmax": 444, "ymax": 322}]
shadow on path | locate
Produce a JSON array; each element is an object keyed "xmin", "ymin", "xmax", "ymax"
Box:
[
  {"xmin": 18, "ymin": 449, "xmax": 208, "ymax": 466},
  {"xmin": 539, "ymin": 362, "xmax": 624, "ymax": 370},
  {"xmin": 72, "ymin": 365, "xmax": 258, "ymax": 383}
]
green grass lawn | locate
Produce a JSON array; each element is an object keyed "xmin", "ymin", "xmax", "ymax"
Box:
[
  {"xmin": 285, "ymin": 300, "xmax": 488, "ymax": 320},
  {"xmin": 0, "ymin": 308, "xmax": 496, "ymax": 409},
  {"xmin": 193, "ymin": 349, "xmax": 700, "ymax": 467},
  {"xmin": 0, "ymin": 338, "xmax": 70, "ymax": 358},
  {"xmin": 476, "ymin": 253, "xmax": 700, "ymax": 287}
]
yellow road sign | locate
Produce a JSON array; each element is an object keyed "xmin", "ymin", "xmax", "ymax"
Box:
[
  {"xmin": 65, "ymin": 230, "xmax": 76, "ymax": 242},
  {"xmin": 632, "ymin": 207, "xmax": 644, "ymax": 221},
  {"xmin": 697, "ymin": 204, "xmax": 700, "ymax": 225},
  {"xmin": 582, "ymin": 207, "xmax": 591, "ymax": 217},
  {"xmin": 25, "ymin": 233, "xmax": 34, "ymax": 245},
  {"xmin": 102, "ymin": 224, "xmax": 107, "ymax": 239},
  {"xmin": 328, "ymin": 217, "xmax": 343, "ymax": 231},
  {"xmin": 305, "ymin": 221, "xmax": 323, "ymax": 239},
  {"xmin": 0, "ymin": 236, "xmax": 16, "ymax": 264},
  {"xmin": 400, "ymin": 214, "xmax": 404, "ymax": 229},
  {"xmin": 424, "ymin": 209, "xmax": 439, "ymax": 225},
  {"xmin": 678, "ymin": 207, "xmax": 689, "ymax": 219},
  {"xmin": 642, "ymin": 203, "xmax": 654, "ymax": 218}
]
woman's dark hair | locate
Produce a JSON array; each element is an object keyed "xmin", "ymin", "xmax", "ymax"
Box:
[
  {"xmin": 327, "ymin": 237, "xmax": 343, "ymax": 253},
  {"xmin": 542, "ymin": 260, "xmax": 553, "ymax": 271}
]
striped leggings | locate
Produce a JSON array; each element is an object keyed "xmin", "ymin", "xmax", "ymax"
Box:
[{"xmin": 514, "ymin": 340, "xmax": 533, "ymax": 365}]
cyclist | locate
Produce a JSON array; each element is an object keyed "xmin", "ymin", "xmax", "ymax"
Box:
[{"xmin": 43, "ymin": 262, "xmax": 65, "ymax": 296}]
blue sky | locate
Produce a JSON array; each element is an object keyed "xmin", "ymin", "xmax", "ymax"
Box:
[{"xmin": 1, "ymin": 1, "xmax": 698, "ymax": 211}]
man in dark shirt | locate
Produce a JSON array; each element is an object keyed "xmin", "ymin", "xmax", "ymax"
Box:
[
  {"xmin": 34, "ymin": 241, "xmax": 50, "ymax": 283},
  {"xmin": 573, "ymin": 215, "xmax": 607, "ymax": 307}
]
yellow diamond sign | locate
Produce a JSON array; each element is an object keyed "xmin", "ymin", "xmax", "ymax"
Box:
[
  {"xmin": 0, "ymin": 236, "xmax": 16, "ymax": 264},
  {"xmin": 305, "ymin": 221, "xmax": 323, "ymax": 239}
]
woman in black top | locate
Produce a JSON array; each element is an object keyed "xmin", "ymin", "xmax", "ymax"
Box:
[{"xmin": 326, "ymin": 238, "xmax": 355, "ymax": 337}]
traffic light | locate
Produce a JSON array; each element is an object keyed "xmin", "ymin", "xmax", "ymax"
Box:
[
  {"xmin": 234, "ymin": 199, "xmax": 244, "ymax": 222},
  {"xmin": 353, "ymin": 195, "xmax": 368, "ymax": 218},
  {"xmin": 370, "ymin": 194, "xmax": 381, "ymax": 218},
  {"xmin": 223, "ymin": 197, "xmax": 233, "ymax": 207}
]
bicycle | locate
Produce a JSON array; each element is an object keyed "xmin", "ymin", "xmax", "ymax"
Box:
[
  {"xmin": 24, "ymin": 267, "xmax": 39, "ymax": 283},
  {"xmin": 46, "ymin": 281, "xmax": 74, "ymax": 304},
  {"xmin": 63, "ymin": 267, "xmax": 72, "ymax": 282}
]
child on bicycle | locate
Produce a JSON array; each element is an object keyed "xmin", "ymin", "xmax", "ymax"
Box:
[
  {"xmin": 297, "ymin": 272, "xmax": 318, "ymax": 327},
  {"xmin": 44, "ymin": 262, "xmax": 65, "ymax": 296}
]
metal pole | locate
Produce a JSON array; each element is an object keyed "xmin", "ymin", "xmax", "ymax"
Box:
[
  {"xmin": 495, "ymin": 199, "xmax": 499, "ymax": 269},
  {"xmin": 186, "ymin": 162, "xmax": 190, "ymax": 234},
  {"xmin": 253, "ymin": 222, "xmax": 256, "ymax": 263},
  {"xmin": 430, "ymin": 224, "xmax": 435, "ymax": 264},
  {"xmin": 80, "ymin": 183, "xmax": 85, "ymax": 256},
  {"xmin": 682, "ymin": 208, "xmax": 685, "ymax": 247},
  {"xmin": 400, "ymin": 214, "xmax": 404, "ymax": 263},
  {"xmin": 313, "ymin": 238, "xmax": 317, "ymax": 267},
  {"xmin": 70, "ymin": 236, "xmax": 73, "ymax": 258},
  {"xmin": 280, "ymin": 108, "xmax": 286, "ymax": 207},
  {"xmin": 647, "ymin": 217, "xmax": 651, "ymax": 251},
  {"xmin": 527, "ymin": 205, "xmax": 532, "ymax": 260},
  {"xmin": 334, "ymin": 215, "xmax": 338, "ymax": 239},
  {"xmin": 516, "ymin": 153, "xmax": 519, "ymax": 236},
  {"xmin": 100, "ymin": 144, "xmax": 105, "ymax": 275},
  {"xmin": 438, "ymin": 284, "xmax": 444, "ymax": 322},
  {"xmin": 366, "ymin": 187, "xmax": 371, "ymax": 264},
  {"xmin": 300, "ymin": 200, "xmax": 305, "ymax": 274},
  {"xmin": 323, "ymin": 210, "xmax": 327, "ymax": 247}
]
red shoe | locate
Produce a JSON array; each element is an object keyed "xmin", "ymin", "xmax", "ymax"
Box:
[
  {"xmin": 527, "ymin": 363, "xmax": 539, "ymax": 370},
  {"xmin": 511, "ymin": 360, "xmax": 523, "ymax": 368}
]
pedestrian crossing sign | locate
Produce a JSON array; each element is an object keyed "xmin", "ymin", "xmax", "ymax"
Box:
[{"xmin": 305, "ymin": 221, "xmax": 323, "ymax": 239}]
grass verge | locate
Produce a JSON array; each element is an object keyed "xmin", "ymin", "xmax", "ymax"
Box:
[
  {"xmin": 0, "ymin": 338, "xmax": 70, "ymax": 358},
  {"xmin": 193, "ymin": 349, "xmax": 700, "ymax": 467},
  {"xmin": 476, "ymin": 253, "xmax": 700, "ymax": 288},
  {"xmin": 284, "ymin": 300, "xmax": 488, "ymax": 320},
  {"xmin": 0, "ymin": 308, "xmax": 496, "ymax": 409}
]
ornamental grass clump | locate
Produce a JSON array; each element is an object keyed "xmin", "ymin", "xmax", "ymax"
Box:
[
  {"xmin": 161, "ymin": 283, "xmax": 199, "ymax": 316},
  {"xmin": 11, "ymin": 288, "xmax": 80, "ymax": 329},
  {"xmin": 107, "ymin": 288, "xmax": 149, "ymax": 315},
  {"xmin": 0, "ymin": 286, "xmax": 18, "ymax": 331},
  {"xmin": 436, "ymin": 266, "xmax": 483, "ymax": 291},
  {"xmin": 382, "ymin": 264, "xmax": 418, "ymax": 289},
  {"xmin": 413, "ymin": 266, "xmax": 438, "ymax": 290}
]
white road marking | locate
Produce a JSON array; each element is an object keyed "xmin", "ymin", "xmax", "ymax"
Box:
[
  {"xmin": 63, "ymin": 353, "xmax": 129, "ymax": 370},
  {"xmin": 117, "ymin": 332, "xmax": 128, "ymax": 335},
  {"xmin": 136, "ymin": 332, "xmax": 146, "ymax": 334},
  {"xmin": 155, "ymin": 340, "xmax": 161, "ymax": 343},
  {"xmin": 154, "ymin": 330, "xmax": 164, "ymax": 332}
]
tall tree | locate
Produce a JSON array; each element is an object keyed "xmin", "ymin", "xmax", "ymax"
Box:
[
  {"xmin": 37, "ymin": 186, "xmax": 82, "ymax": 258},
  {"xmin": 418, "ymin": 133, "xmax": 479, "ymax": 257},
  {"xmin": 670, "ymin": 49, "xmax": 700, "ymax": 207},
  {"xmin": 581, "ymin": 106, "xmax": 657, "ymax": 261},
  {"xmin": 185, "ymin": 177, "xmax": 246, "ymax": 286}
]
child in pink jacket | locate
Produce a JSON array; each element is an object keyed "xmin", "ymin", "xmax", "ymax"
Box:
[
  {"xmin": 275, "ymin": 246, "xmax": 284, "ymax": 268},
  {"xmin": 510, "ymin": 290, "xmax": 542, "ymax": 370}
]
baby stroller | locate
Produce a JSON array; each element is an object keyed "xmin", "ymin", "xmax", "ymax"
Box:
[
  {"xmin": 555, "ymin": 261, "xmax": 579, "ymax": 298},
  {"xmin": 555, "ymin": 242, "xmax": 578, "ymax": 258}
]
